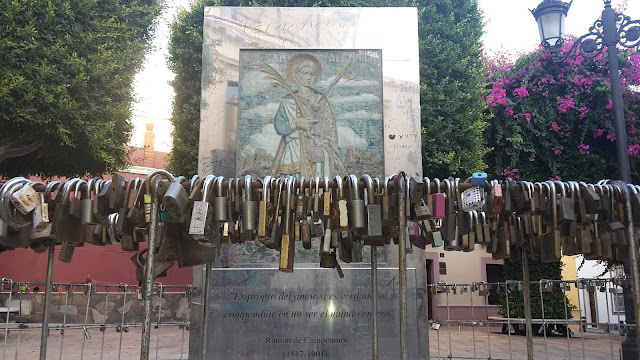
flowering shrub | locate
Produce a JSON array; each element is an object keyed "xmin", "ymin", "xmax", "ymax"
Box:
[{"xmin": 484, "ymin": 39, "xmax": 640, "ymax": 183}]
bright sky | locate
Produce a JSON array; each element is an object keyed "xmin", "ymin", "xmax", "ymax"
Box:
[{"xmin": 129, "ymin": 0, "xmax": 640, "ymax": 153}]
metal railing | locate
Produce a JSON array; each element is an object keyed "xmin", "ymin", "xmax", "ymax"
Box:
[
  {"xmin": 427, "ymin": 278, "xmax": 630, "ymax": 360},
  {"xmin": 0, "ymin": 280, "xmax": 190, "ymax": 360}
]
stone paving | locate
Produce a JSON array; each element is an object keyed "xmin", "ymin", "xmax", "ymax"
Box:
[{"xmin": 0, "ymin": 325, "xmax": 626, "ymax": 359}]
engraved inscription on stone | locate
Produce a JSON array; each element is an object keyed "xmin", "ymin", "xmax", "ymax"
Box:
[{"xmin": 206, "ymin": 268, "xmax": 418, "ymax": 360}]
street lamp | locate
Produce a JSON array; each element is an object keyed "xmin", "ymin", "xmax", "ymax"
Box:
[{"xmin": 531, "ymin": 1, "xmax": 640, "ymax": 359}]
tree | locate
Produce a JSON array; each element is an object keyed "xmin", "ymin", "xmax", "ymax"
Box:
[
  {"xmin": 484, "ymin": 41, "xmax": 640, "ymax": 183},
  {"xmin": 0, "ymin": 0, "xmax": 160, "ymax": 177},
  {"xmin": 167, "ymin": 0, "xmax": 488, "ymax": 178},
  {"xmin": 417, "ymin": 0, "xmax": 489, "ymax": 178},
  {"xmin": 485, "ymin": 40, "xmax": 640, "ymax": 324}
]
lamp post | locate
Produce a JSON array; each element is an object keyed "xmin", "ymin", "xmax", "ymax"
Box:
[{"xmin": 531, "ymin": 0, "xmax": 640, "ymax": 358}]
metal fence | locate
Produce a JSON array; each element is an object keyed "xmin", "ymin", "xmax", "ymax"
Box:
[
  {"xmin": 0, "ymin": 279, "xmax": 190, "ymax": 360},
  {"xmin": 427, "ymin": 278, "xmax": 631, "ymax": 360},
  {"xmin": 0, "ymin": 277, "xmax": 634, "ymax": 359}
]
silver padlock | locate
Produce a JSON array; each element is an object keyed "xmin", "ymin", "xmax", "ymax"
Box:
[
  {"xmin": 189, "ymin": 175, "xmax": 215, "ymax": 238},
  {"xmin": 243, "ymin": 175, "xmax": 257, "ymax": 232},
  {"xmin": 348, "ymin": 175, "xmax": 365, "ymax": 230},
  {"xmin": 162, "ymin": 177, "xmax": 189, "ymax": 220}
]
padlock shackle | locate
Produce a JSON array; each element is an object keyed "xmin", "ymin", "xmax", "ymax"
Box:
[
  {"xmin": 545, "ymin": 181, "xmax": 558, "ymax": 229},
  {"xmin": 349, "ymin": 175, "xmax": 360, "ymax": 200},
  {"xmin": 423, "ymin": 177, "xmax": 431, "ymax": 198},
  {"xmin": 442, "ymin": 178, "xmax": 452, "ymax": 213},
  {"xmin": 86, "ymin": 178, "xmax": 98, "ymax": 200},
  {"xmin": 298, "ymin": 176, "xmax": 305, "ymax": 198},
  {"xmin": 263, "ymin": 176, "xmax": 273, "ymax": 202},
  {"xmin": 45, "ymin": 181, "xmax": 61, "ymax": 202},
  {"xmin": 335, "ymin": 175, "xmax": 344, "ymax": 199},
  {"xmin": 244, "ymin": 175, "xmax": 253, "ymax": 201},
  {"xmin": 314, "ymin": 177, "xmax": 320, "ymax": 197},
  {"xmin": 144, "ymin": 170, "xmax": 174, "ymax": 195},
  {"xmin": 60, "ymin": 178, "xmax": 81, "ymax": 204},
  {"xmin": 552, "ymin": 180, "xmax": 566, "ymax": 198},
  {"xmin": 199, "ymin": 175, "xmax": 215, "ymax": 202},
  {"xmin": 189, "ymin": 175, "xmax": 200, "ymax": 194},
  {"xmin": 455, "ymin": 178, "xmax": 461, "ymax": 210},
  {"xmin": 284, "ymin": 177, "xmax": 294, "ymax": 234},
  {"xmin": 360, "ymin": 174, "xmax": 374, "ymax": 204}
]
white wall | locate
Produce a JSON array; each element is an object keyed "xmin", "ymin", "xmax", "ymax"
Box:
[{"xmin": 575, "ymin": 256, "xmax": 625, "ymax": 331}]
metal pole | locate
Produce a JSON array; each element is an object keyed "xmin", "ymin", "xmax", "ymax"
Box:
[
  {"xmin": 141, "ymin": 179, "xmax": 160, "ymax": 360},
  {"xmin": 371, "ymin": 245, "xmax": 378, "ymax": 360},
  {"xmin": 601, "ymin": 1, "xmax": 638, "ymax": 357},
  {"xmin": 201, "ymin": 263, "xmax": 212, "ymax": 360},
  {"xmin": 615, "ymin": 181, "xmax": 640, "ymax": 359},
  {"xmin": 39, "ymin": 243, "xmax": 55, "ymax": 360},
  {"xmin": 398, "ymin": 173, "xmax": 408, "ymax": 360},
  {"xmin": 522, "ymin": 249, "xmax": 534, "ymax": 360},
  {"xmin": 602, "ymin": 3, "xmax": 631, "ymax": 183}
]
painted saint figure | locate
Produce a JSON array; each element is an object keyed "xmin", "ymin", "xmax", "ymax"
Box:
[{"xmin": 271, "ymin": 54, "xmax": 347, "ymax": 177}]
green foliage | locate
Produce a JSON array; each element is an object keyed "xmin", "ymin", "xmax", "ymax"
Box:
[
  {"xmin": 499, "ymin": 256, "xmax": 575, "ymax": 320},
  {"xmin": 0, "ymin": 0, "xmax": 159, "ymax": 177},
  {"xmin": 417, "ymin": 0, "xmax": 489, "ymax": 178},
  {"xmin": 167, "ymin": 0, "xmax": 488, "ymax": 177}
]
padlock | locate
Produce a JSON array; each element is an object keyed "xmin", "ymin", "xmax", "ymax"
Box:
[
  {"xmin": 98, "ymin": 173, "xmax": 125, "ymax": 212},
  {"xmin": 214, "ymin": 176, "xmax": 229, "ymax": 223},
  {"xmin": 189, "ymin": 175, "xmax": 215, "ymax": 241},
  {"xmin": 50, "ymin": 179, "xmax": 83, "ymax": 244},
  {"xmin": 471, "ymin": 172, "xmax": 487, "ymax": 186},
  {"xmin": 541, "ymin": 181, "xmax": 561, "ymax": 262},
  {"xmin": 432, "ymin": 178, "xmax": 445, "ymax": 221},
  {"xmin": 311, "ymin": 177, "xmax": 320, "ymax": 220},
  {"xmin": 461, "ymin": 183, "xmax": 485, "ymax": 213},
  {"xmin": 0, "ymin": 177, "xmax": 31, "ymax": 228},
  {"xmin": 279, "ymin": 177, "xmax": 295, "ymax": 272},
  {"xmin": 162, "ymin": 177, "xmax": 189, "ymax": 221},
  {"xmin": 258, "ymin": 176, "xmax": 273, "ymax": 240},
  {"xmin": 9, "ymin": 183, "xmax": 40, "ymax": 215},
  {"xmin": 322, "ymin": 176, "xmax": 331, "ymax": 219},
  {"xmin": 443, "ymin": 178, "xmax": 460, "ymax": 251},
  {"xmin": 69, "ymin": 180, "xmax": 86, "ymax": 218},
  {"xmin": 331, "ymin": 176, "xmax": 349, "ymax": 231},
  {"xmin": 348, "ymin": 175, "xmax": 365, "ymax": 230},
  {"xmin": 554, "ymin": 180, "xmax": 576, "ymax": 222},
  {"xmin": 242, "ymin": 175, "xmax": 258, "ymax": 232},
  {"xmin": 360, "ymin": 175, "xmax": 384, "ymax": 244},
  {"xmin": 270, "ymin": 179, "xmax": 285, "ymax": 249},
  {"xmin": 381, "ymin": 176, "xmax": 399, "ymax": 242}
]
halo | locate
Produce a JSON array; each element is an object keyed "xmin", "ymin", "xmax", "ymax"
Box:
[{"xmin": 286, "ymin": 54, "xmax": 322, "ymax": 84}]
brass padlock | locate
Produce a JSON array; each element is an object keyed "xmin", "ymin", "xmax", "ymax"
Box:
[
  {"xmin": 258, "ymin": 176, "xmax": 273, "ymax": 241},
  {"xmin": 279, "ymin": 177, "xmax": 295, "ymax": 273},
  {"xmin": 214, "ymin": 176, "xmax": 229, "ymax": 223}
]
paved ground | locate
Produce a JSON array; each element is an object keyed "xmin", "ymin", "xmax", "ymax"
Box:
[
  {"xmin": 0, "ymin": 325, "xmax": 625, "ymax": 359},
  {"xmin": 429, "ymin": 327, "xmax": 623, "ymax": 360}
]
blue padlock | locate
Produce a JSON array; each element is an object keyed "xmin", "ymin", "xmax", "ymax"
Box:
[{"xmin": 471, "ymin": 172, "xmax": 487, "ymax": 186}]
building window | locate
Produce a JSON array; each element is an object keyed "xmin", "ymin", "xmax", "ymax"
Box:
[
  {"xmin": 612, "ymin": 266, "xmax": 625, "ymax": 313},
  {"xmin": 486, "ymin": 264, "xmax": 504, "ymax": 305},
  {"xmin": 612, "ymin": 290, "xmax": 625, "ymax": 313}
]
